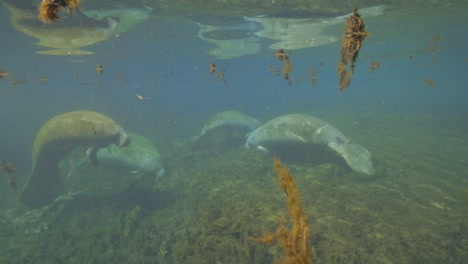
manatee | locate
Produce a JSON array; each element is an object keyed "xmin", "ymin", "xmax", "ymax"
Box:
[
  {"xmin": 245, "ymin": 114, "xmax": 374, "ymax": 175},
  {"xmin": 20, "ymin": 111, "xmax": 130, "ymax": 208},
  {"xmin": 194, "ymin": 110, "xmax": 262, "ymax": 149},
  {"xmin": 96, "ymin": 133, "xmax": 165, "ymax": 177},
  {"xmin": 2, "ymin": 1, "xmax": 117, "ymax": 55}
]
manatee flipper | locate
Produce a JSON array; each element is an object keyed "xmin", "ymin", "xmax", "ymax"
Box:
[
  {"xmin": 86, "ymin": 147, "xmax": 99, "ymax": 166},
  {"xmin": 336, "ymin": 143, "xmax": 374, "ymax": 175},
  {"xmin": 256, "ymin": 145, "xmax": 270, "ymax": 154}
]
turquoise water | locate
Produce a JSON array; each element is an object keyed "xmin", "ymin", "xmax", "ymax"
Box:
[{"xmin": 0, "ymin": 1, "xmax": 467, "ymax": 263}]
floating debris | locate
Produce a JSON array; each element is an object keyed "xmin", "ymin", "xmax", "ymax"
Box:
[
  {"xmin": 8, "ymin": 176, "xmax": 17, "ymax": 191},
  {"xmin": 0, "ymin": 70, "xmax": 9, "ymax": 79},
  {"xmin": 136, "ymin": 93, "xmax": 151, "ymax": 100},
  {"xmin": 310, "ymin": 67, "xmax": 318, "ymax": 88},
  {"xmin": 369, "ymin": 61, "xmax": 380, "ymax": 71},
  {"xmin": 269, "ymin": 63, "xmax": 281, "ymax": 76},
  {"xmin": 1, "ymin": 157, "xmax": 16, "ymax": 191},
  {"xmin": 424, "ymin": 79, "xmax": 434, "ymax": 87},
  {"xmin": 10, "ymin": 76, "xmax": 27, "ymax": 89},
  {"xmin": 96, "ymin": 64, "xmax": 104, "ymax": 74},
  {"xmin": 274, "ymin": 48, "xmax": 288, "ymax": 61},
  {"xmin": 429, "ymin": 34, "xmax": 441, "ymax": 65},
  {"xmin": 38, "ymin": 76, "xmax": 48, "ymax": 84},
  {"xmin": 209, "ymin": 63, "xmax": 216, "ymax": 74},
  {"xmin": 273, "ymin": 49, "xmax": 294, "ymax": 84},
  {"xmin": 1, "ymin": 158, "xmax": 14, "ymax": 175},
  {"xmin": 282, "ymin": 59, "xmax": 293, "ymax": 82},
  {"xmin": 337, "ymin": 8, "xmax": 369, "ymax": 92},
  {"xmin": 115, "ymin": 73, "xmax": 128, "ymax": 85},
  {"xmin": 209, "ymin": 63, "xmax": 229, "ymax": 87},
  {"xmin": 216, "ymin": 70, "xmax": 229, "ymax": 87}
]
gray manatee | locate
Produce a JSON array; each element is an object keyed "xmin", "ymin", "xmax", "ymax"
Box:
[
  {"xmin": 246, "ymin": 114, "xmax": 374, "ymax": 175},
  {"xmin": 194, "ymin": 110, "xmax": 262, "ymax": 148},
  {"xmin": 97, "ymin": 133, "xmax": 165, "ymax": 177}
]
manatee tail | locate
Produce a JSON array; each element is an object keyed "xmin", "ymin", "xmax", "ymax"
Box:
[
  {"xmin": 339, "ymin": 143, "xmax": 375, "ymax": 175},
  {"xmin": 20, "ymin": 167, "xmax": 63, "ymax": 208}
]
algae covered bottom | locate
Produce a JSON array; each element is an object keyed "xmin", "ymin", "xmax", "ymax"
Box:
[{"xmin": 1, "ymin": 112, "xmax": 467, "ymax": 263}]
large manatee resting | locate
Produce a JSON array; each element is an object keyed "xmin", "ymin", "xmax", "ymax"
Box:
[
  {"xmin": 21, "ymin": 111, "xmax": 130, "ymax": 208},
  {"xmin": 245, "ymin": 114, "xmax": 374, "ymax": 175}
]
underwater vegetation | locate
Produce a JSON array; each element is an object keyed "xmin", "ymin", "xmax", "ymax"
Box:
[
  {"xmin": 1, "ymin": 112, "xmax": 468, "ymax": 263},
  {"xmin": 274, "ymin": 49, "xmax": 294, "ymax": 84},
  {"xmin": 1, "ymin": 157, "xmax": 16, "ymax": 191},
  {"xmin": 250, "ymin": 157, "xmax": 312, "ymax": 264},
  {"xmin": 38, "ymin": 0, "xmax": 81, "ymax": 23}
]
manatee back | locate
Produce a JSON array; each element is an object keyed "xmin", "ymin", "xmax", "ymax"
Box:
[
  {"xmin": 247, "ymin": 114, "xmax": 331, "ymax": 147},
  {"xmin": 199, "ymin": 110, "xmax": 261, "ymax": 137},
  {"xmin": 32, "ymin": 111, "xmax": 122, "ymax": 168}
]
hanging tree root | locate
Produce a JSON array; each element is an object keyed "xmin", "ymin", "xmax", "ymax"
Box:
[
  {"xmin": 249, "ymin": 157, "xmax": 312, "ymax": 264},
  {"xmin": 337, "ymin": 8, "xmax": 369, "ymax": 92}
]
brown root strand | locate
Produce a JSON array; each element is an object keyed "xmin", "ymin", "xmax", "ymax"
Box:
[
  {"xmin": 337, "ymin": 8, "xmax": 369, "ymax": 92},
  {"xmin": 38, "ymin": 0, "xmax": 80, "ymax": 23},
  {"xmin": 250, "ymin": 157, "xmax": 312, "ymax": 264}
]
